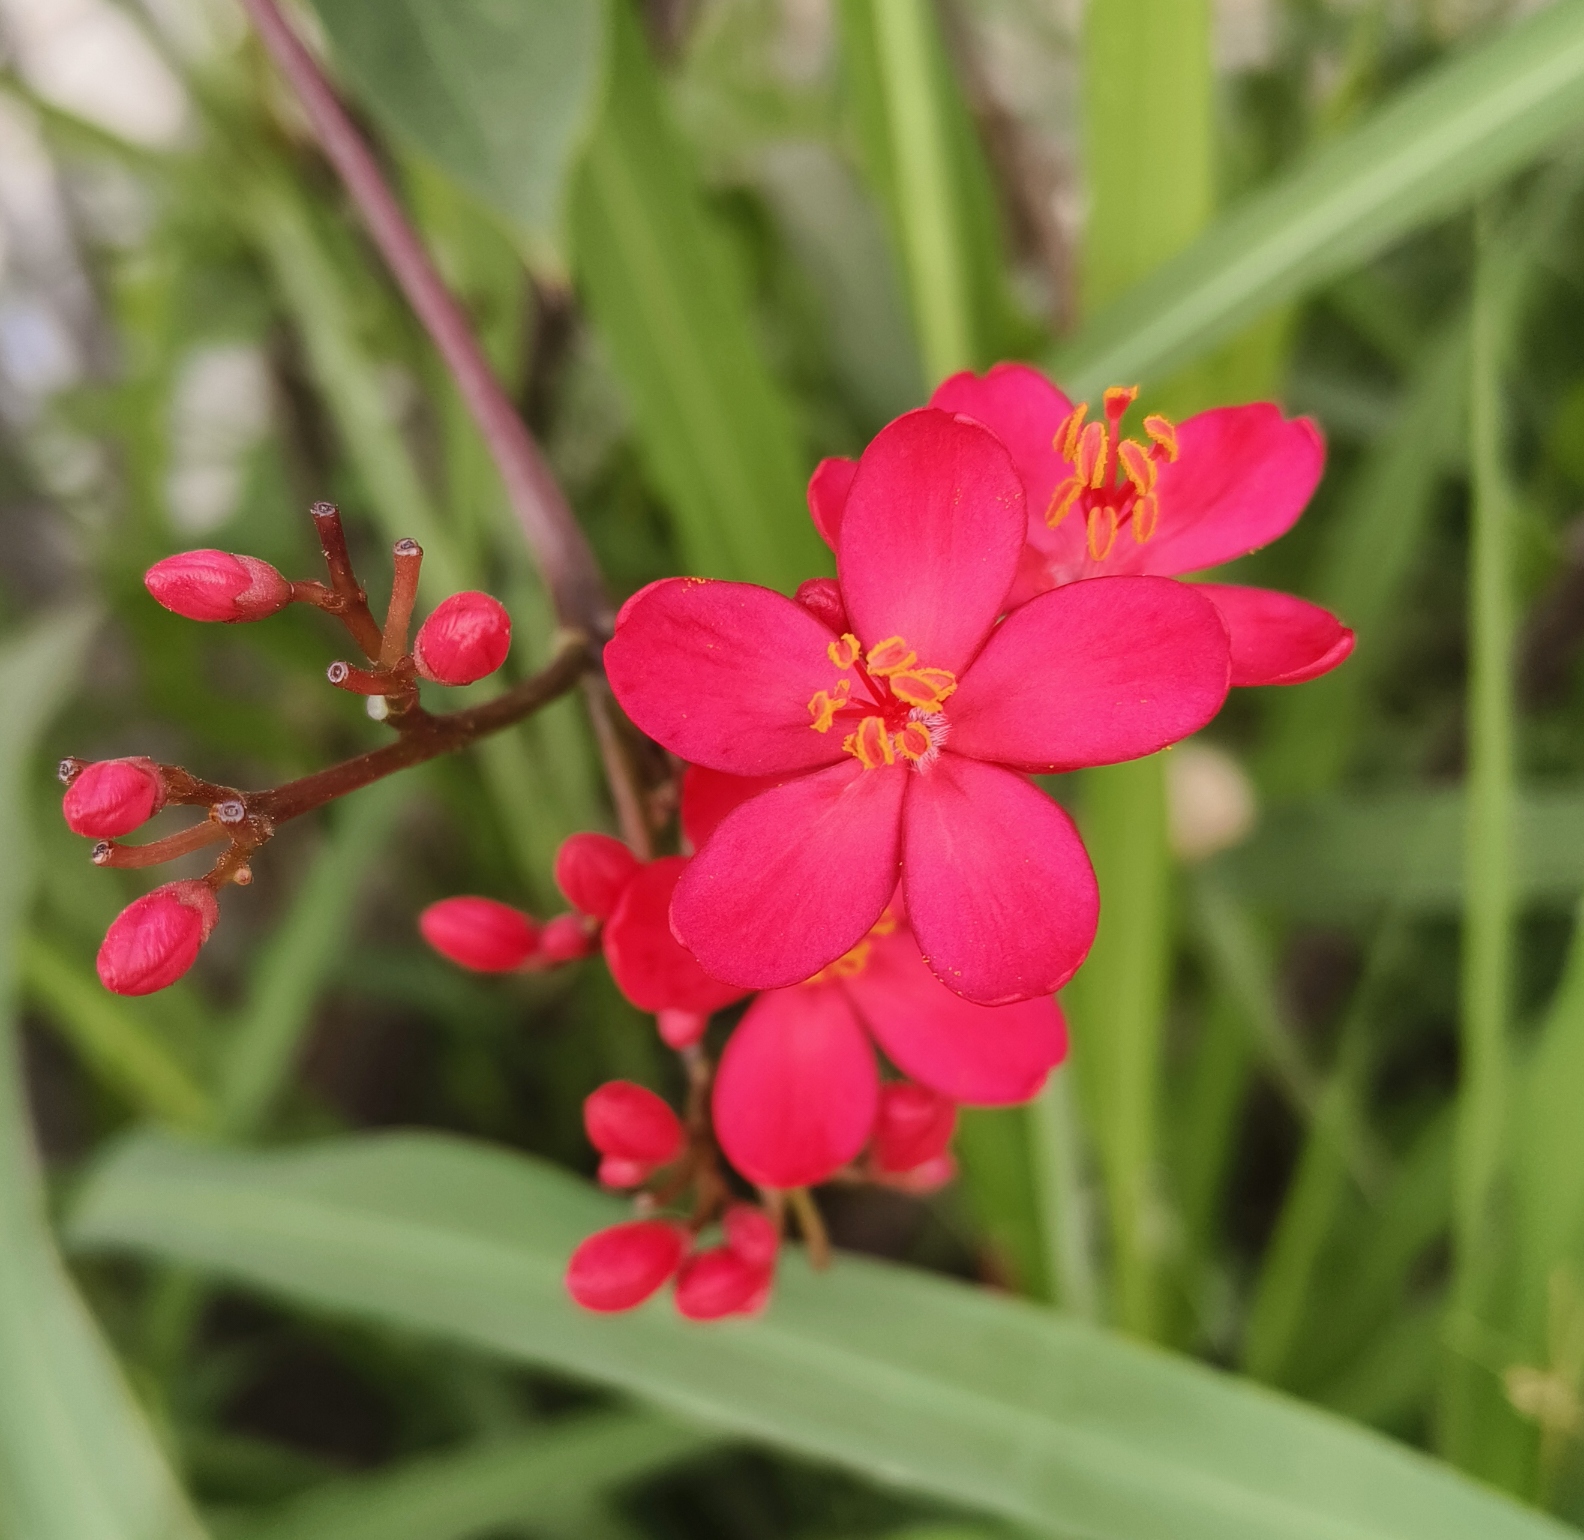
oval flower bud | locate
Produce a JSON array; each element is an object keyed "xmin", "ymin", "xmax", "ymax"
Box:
[
  {"xmin": 61, "ymin": 757, "xmax": 165, "ymax": 838},
  {"xmin": 419, "ymin": 897, "xmax": 538, "ymax": 972},
  {"xmin": 565, "ymin": 1220, "xmax": 687, "ymax": 1313},
  {"xmin": 871, "ymin": 1082, "xmax": 957, "ymax": 1174},
  {"xmin": 554, "ymin": 832, "xmax": 639, "ymax": 920},
  {"xmin": 583, "ymin": 1080, "xmax": 684, "ymax": 1167},
  {"xmin": 412, "ymin": 592, "xmax": 511, "ymax": 685},
  {"xmin": 675, "ymin": 1246, "xmax": 771, "ymax": 1321},
  {"xmin": 97, "ymin": 880, "xmax": 219, "ymax": 996},
  {"xmin": 539, "ymin": 913, "xmax": 598, "ymax": 963},
  {"xmin": 657, "ymin": 1008, "xmax": 708, "ymax": 1050},
  {"xmin": 145, "ymin": 550, "xmax": 293, "ymax": 623},
  {"xmin": 722, "ymin": 1202, "xmax": 779, "ymax": 1271}
]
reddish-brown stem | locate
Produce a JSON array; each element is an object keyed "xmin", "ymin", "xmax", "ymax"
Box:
[
  {"xmin": 787, "ymin": 1187, "xmax": 831, "ymax": 1270},
  {"xmin": 94, "ymin": 820, "xmax": 228, "ymax": 869},
  {"xmin": 584, "ymin": 679, "xmax": 653, "ymax": 859},
  {"xmin": 238, "ymin": 0, "xmax": 609, "ymax": 639},
  {"xmin": 309, "ymin": 502, "xmax": 384, "ymax": 659},
  {"xmin": 381, "ymin": 539, "xmax": 423, "ymax": 669},
  {"xmin": 327, "ymin": 660, "xmax": 404, "ymax": 698}
]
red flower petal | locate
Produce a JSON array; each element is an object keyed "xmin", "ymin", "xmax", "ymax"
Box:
[
  {"xmin": 419, "ymin": 897, "xmax": 539, "ymax": 972},
  {"xmin": 713, "ymin": 985, "xmax": 879, "ymax": 1188},
  {"xmin": 807, "ymin": 456, "xmax": 857, "ymax": 550},
  {"xmin": 583, "ymin": 1080, "xmax": 685, "ymax": 1165},
  {"xmin": 603, "ymin": 857, "xmax": 747, "ymax": 1014},
  {"xmin": 845, "ymin": 926, "xmax": 1068, "ymax": 1103},
  {"xmin": 605, "ymin": 578, "xmax": 848, "ymax": 776},
  {"xmin": 680, "ymin": 764, "xmax": 789, "ymax": 850},
  {"xmin": 555, "ymin": 833, "xmax": 640, "ymax": 919},
  {"xmin": 671, "ymin": 760, "xmax": 904, "ymax": 990},
  {"xmin": 565, "ymin": 1220, "xmax": 687, "ymax": 1312},
  {"xmin": 838, "ymin": 410, "xmax": 1024, "ymax": 677},
  {"xmin": 675, "ymin": 1247, "xmax": 771, "ymax": 1320},
  {"xmin": 1196, "ymin": 583, "xmax": 1356, "ymax": 687},
  {"xmin": 903, "ymin": 757, "xmax": 1097, "ymax": 1005},
  {"xmin": 949, "ymin": 576, "xmax": 1230, "ymax": 771},
  {"xmin": 870, "ymin": 1082, "xmax": 957, "ymax": 1172}
]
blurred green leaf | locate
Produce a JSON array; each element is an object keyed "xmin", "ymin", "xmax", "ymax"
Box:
[
  {"xmin": 1057, "ymin": 0, "xmax": 1584, "ymax": 394},
  {"xmin": 308, "ymin": 0, "xmax": 606, "ymax": 244},
  {"xmin": 69, "ymin": 1129, "xmax": 1580, "ymax": 1540},
  {"xmin": 0, "ymin": 611, "xmax": 208, "ymax": 1540}
]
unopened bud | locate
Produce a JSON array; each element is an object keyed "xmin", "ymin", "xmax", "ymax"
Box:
[
  {"xmin": 597, "ymin": 1155, "xmax": 653, "ymax": 1190},
  {"xmin": 565, "ymin": 1220, "xmax": 687, "ymax": 1313},
  {"xmin": 872, "ymin": 1082, "xmax": 956, "ymax": 1174},
  {"xmin": 888, "ymin": 1153, "xmax": 956, "ymax": 1194},
  {"xmin": 540, "ymin": 913, "xmax": 598, "ymax": 963},
  {"xmin": 419, "ymin": 897, "xmax": 538, "ymax": 972},
  {"xmin": 412, "ymin": 591, "xmax": 511, "ymax": 685},
  {"xmin": 675, "ymin": 1246, "xmax": 770, "ymax": 1320},
  {"xmin": 62, "ymin": 757, "xmax": 165, "ymax": 838},
  {"xmin": 657, "ymin": 1008, "xmax": 708, "ymax": 1050},
  {"xmin": 96, "ymin": 880, "xmax": 219, "ymax": 996},
  {"xmin": 723, "ymin": 1202, "xmax": 779, "ymax": 1270},
  {"xmin": 554, "ymin": 832, "xmax": 639, "ymax": 919},
  {"xmin": 584, "ymin": 1080, "xmax": 684, "ymax": 1167},
  {"xmin": 145, "ymin": 550, "xmax": 292, "ymax": 623},
  {"xmin": 795, "ymin": 577, "xmax": 848, "ymax": 633}
]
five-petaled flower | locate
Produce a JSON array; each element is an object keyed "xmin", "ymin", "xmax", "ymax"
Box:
[{"xmin": 607, "ymin": 408, "xmax": 1233, "ymax": 1004}]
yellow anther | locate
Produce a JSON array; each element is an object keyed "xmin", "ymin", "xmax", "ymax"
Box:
[
  {"xmin": 845, "ymin": 715, "xmax": 895, "ymax": 769},
  {"xmin": 1103, "ymin": 384, "xmax": 1139, "ymax": 421},
  {"xmin": 1143, "ymin": 414, "xmax": 1178, "ymax": 461},
  {"xmin": 866, "ymin": 636, "xmax": 918, "ymax": 676},
  {"xmin": 828, "ymin": 633, "xmax": 861, "ymax": 670},
  {"xmin": 889, "ymin": 667, "xmax": 957, "ymax": 711},
  {"xmin": 808, "ymin": 679, "xmax": 850, "ymax": 733},
  {"xmin": 1086, "ymin": 505, "xmax": 1119, "ymax": 562},
  {"xmin": 870, "ymin": 906, "xmax": 899, "ymax": 936},
  {"xmin": 1074, "ymin": 420, "xmax": 1109, "ymax": 488},
  {"xmin": 895, "ymin": 720, "xmax": 934, "ymax": 762},
  {"xmin": 809, "ymin": 937, "xmax": 874, "ymax": 984},
  {"xmin": 1054, "ymin": 402, "xmax": 1088, "ymax": 460},
  {"xmin": 1045, "ymin": 477, "xmax": 1085, "ymax": 529},
  {"xmin": 1132, "ymin": 493, "xmax": 1160, "ymax": 544},
  {"xmin": 1117, "ymin": 438, "xmax": 1156, "ymax": 496}
]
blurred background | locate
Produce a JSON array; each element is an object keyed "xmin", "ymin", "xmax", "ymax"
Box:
[{"xmin": 9, "ymin": 0, "xmax": 1584, "ymax": 1536}]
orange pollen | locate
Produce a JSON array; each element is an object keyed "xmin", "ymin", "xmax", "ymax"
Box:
[
  {"xmin": 1087, "ymin": 505, "xmax": 1119, "ymax": 562},
  {"xmin": 828, "ymin": 632, "xmax": 861, "ymax": 670},
  {"xmin": 1118, "ymin": 438, "xmax": 1156, "ymax": 496},
  {"xmin": 808, "ymin": 679, "xmax": 850, "ymax": 733},
  {"xmin": 1143, "ymin": 413, "xmax": 1178, "ymax": 461},
  {"xmin": 889, "ymin": 666, "xmax": 957, "ymax": 711},
  {"xmin": 1054, "ymin": 402, "xmax": 1088, "ymax": 459},
  {"xmin": 1074, "ymin": 420, "xmax": 1108, "ymax": 487},
  {"xmin": 1133, "ymin": 493, "xmax": 1160, "ymax": 543},
  {"xmin": 844, "ymin": 715, "xmax": 894, "ymax": 769},
  {"xmin": 865, "ymin": 636, "xmax": 918, "ymax": 675},
  {"xmin": 870, "ymin": 905, "xmax": 899, "ymax": 936},
  {"xmin": 1046, "ymin": 477, "xmax": 1086, "ymax": 529}
]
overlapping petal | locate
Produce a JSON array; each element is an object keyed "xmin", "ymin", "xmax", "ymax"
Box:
[
  {"xmin": 845, "ymin": 928, "xmax": 1067, "ymax": 1104},
  {"xmin": 807, "ymin": 456, "xmax": 857, "ymax": 550},
  {"xmin": 1197, "ymin": 583, "xmax": 1356, "ymax": 687},
  {"xmin": 603, "ymin": 857, "xmax": 747, "ymax": 1013},
  {"xmin": 605, "ymin": 578, "xmax": 844, "ymax": 775},
  {"xmin": 713, "ymin": 986, "xmax": 879, "ymax": 1187},
  {"xmin": 671, "ymin": 761, "xmax": 905, "ymax": 989},
  {"xmin": 903, "ymin": 757, "xmax": 1097, "ymax": 1005},
  {"xmin": 838, "ymin": 410, "xmax": 1025, "ymax": 675},
  {"xmin": 680, "ymin": 764, "xmax": 787, "ymax": 849},
  {"xmin": 947, "ymin": 576, "xmax": 1229, "ymax": 771}
]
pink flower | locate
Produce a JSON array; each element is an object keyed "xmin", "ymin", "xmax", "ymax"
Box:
[
  {"xmin": 607, "ymin": 409, "xmax": 1231, "ymax": 1004},
  {"xmin": 711, "ymin": 904, "xmax": 1067, "ymax": 1189},
  {"xmin": 97, "ymin": 880, "xmax": 219, "ymax": 996},
  {"xmin": 915, "ymin": 363, "xmax": 1352, "ymax": 686},
  {"xmin": 61, "ymin": 757, "xmax": 165, "ymax": 838},
  {"xmin": 413, "ymin": 592, "xmax": 512, "ymax": 685}
]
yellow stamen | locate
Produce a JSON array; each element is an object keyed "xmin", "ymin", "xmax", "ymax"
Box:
[
  {"xmin": 889, "ymin": 667, "xmax": 957, "ymax": 711},
  {"xmin": 866, "ymin": 636, "xmax": 918, "ymax": 676},
  {"xmin": 1045, "ymin": 477, "xmax": 1085, "ymax": 529},
  {"xmin": 828, "ymin": 633, "xmax": 861, "ymax": 670},
  {"xmin": 1054, "ymin": 402, "xmax": 1088, "ymax": 460},
  {"xmin": 1132, "ymin": 493, "xmax": 1159, "ymax": 543},
  {"xmin": 1103, "ymin": 384, "xmax": 1139, "ymax": 421},
  {"xmin": 1087, "ymin": 505, "xmax": 1119, "ymax": 562},
  {"xmin": 808, "ymin": 679, "xmax": 850, "ymax": 733},
  {"xmin": 895, "ymin": 720, "xmax": 934, "ymax": 761},
  {"xmin": 1118, "ymin": 438, "xmax": 1155, "ymax": 495},
  {"xmin": 1143, "ymin": 413, "xmax": 1178, "ymax": 461},
  {"xmin": 1074, "ymin": 420, "xmax": 1108, "ymax": 488},
  {"xmin": 846, "ymin": 715, "xmax": 894, "ymax": 769}
]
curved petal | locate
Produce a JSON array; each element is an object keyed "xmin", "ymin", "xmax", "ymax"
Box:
[
  {"xmin": 949, "ymin": 576, "xmax": 1230, "ymax": 771},
  {"xmin": 845, "ymin": 927, "xmax": 1068, "ymax": 1104},
  {"xmin": 903, "ymin": 757, "xmax": 1097, "ymax": 1005},
  {"xmin": 605, "ymin": 578, "xmax": 845, "ymax": 775},
  {"xmin": 713, "ymin": 985, "xmax": 879, "ymax": 1187},
  {"xmin": 838, "ymin": 409, "xmax": 1024, "ymax": 676},
  {"xmin": 1136, "ymin": 405, "xmax": 1324, "ymax": 575},
  {"xmin": 680, "ymin": 764, "xmax": 789, "ymax": 849},
  {"xmin": 672, "ymin": 760, "xmax": 905, "ymax": 989},
  {"xmin": 604, "ymin": 857, "xmax": 748, "ymax": 1014},
  {"xmin": 808, "ymin": 456, "xmax": 857, "ymax": 550},
  {"xmin": 930, "ymin": 363, "xmax": 1074, "ymax": 526},
  {"xmin": 1198, "ymin": 583, "xmax": 1356, "ymax": 686}
]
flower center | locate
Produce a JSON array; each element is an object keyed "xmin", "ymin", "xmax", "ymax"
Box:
[
  {"xmin": 805, "ymin": 906, "xmax": 899, "ymax": 985},
  {"xmin": 807, "ymin": 632, "xmax": 955, "ymax": 771},
  {"xmin": 1046, "ymin": 385, "xmax": 1178, "ymax": 561}
]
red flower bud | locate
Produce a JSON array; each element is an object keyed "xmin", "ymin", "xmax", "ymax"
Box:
[
  {"xmin": 657, "ymin": 1008, "xmax": 708, "ymax": 1050},
  {"xmin": 554, "ymin": 833, "xmax": 639, "ymax": 919},
  {"xmin": 96, "ymin": 880, "xmax": 218, "ymax": 996},
  {"xmin": 62, "ymin": 757, "xmax": 164, "ymax": 838},
  {"xmin": 540, "ymin": 913, "xmax": 598, "ymax": 962},
  {"xmin": 597, "ymin": 1155, "xmax": 652, "ymax": 1190},
  {"xmin": 412, "ymin": 592, "xmax": 511, "ymax": 685},
  {"xmin": 872, "ymin": 1082, "xmax": 957, "ymax": 1174},
  {"xmin": 145, "ymin": 550, "xmax": 292, "ymax": 623},
  {"xmin": 723, "ymin": 1202, "xmax": 779, "ymax": 1270},
  {"xmin": 565, "ymin": 1220, "xmax": 687, "ymax": 1313},
  {"xmin": 795, "ymin": 576, "xmax": 848, "ymax": 633},
  {"xmin": 419, "ymin": 897, "xmax": 538, "ymax": 972},
  {"xmin": 888, "ymin": 1152, "xmax": 956, "ymax": 1194},
  {"xmin": 675, "ymin": 1246, "xmax": 770, "ymax": 1320},
  {"xmin": 584, "ymin": 1080, "xmax": 684, "ymax": 1166}
]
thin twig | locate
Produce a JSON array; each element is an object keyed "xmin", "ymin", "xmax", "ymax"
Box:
[
  {"xmin": 93, "ymin": 820, "xmax": 228, "ymax": 869},
  {"xmin": 309, "ymin": 501, "xmax": 384, "ymax": 659},
  {"xmin": 380, "ymin": 538, "xmax": 423, "ymax": 669}
]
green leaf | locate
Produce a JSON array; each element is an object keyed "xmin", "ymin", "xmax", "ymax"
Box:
[
  {"xmin": 1056, "ymin": 0, "xmax": 1584, "ymax": 394},
  {"xmin": 308, "ymin": 0, "xmax": 606, "ymax": 243},
  {"xmin": 0, "ymin": 611, "xmax": 209, "ymax": 1540},
  {"xmin": 69, "ymin": 1129, "xmax": 1579, "ymax": 1540}
]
